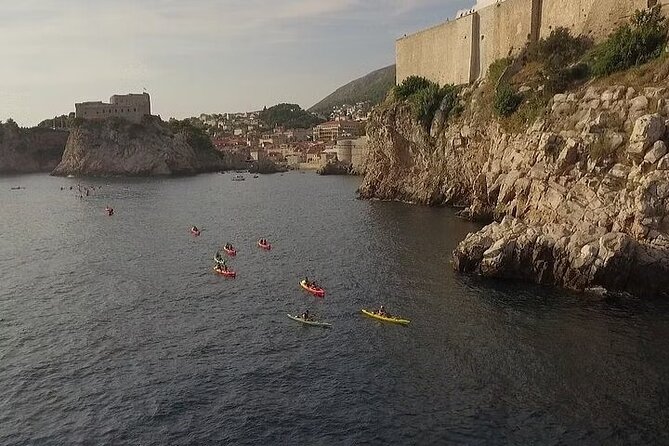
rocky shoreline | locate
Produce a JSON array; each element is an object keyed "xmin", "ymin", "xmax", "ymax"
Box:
[{"xmin": 360, "ymin": 81, "xmax": 669, "ymax": 297}]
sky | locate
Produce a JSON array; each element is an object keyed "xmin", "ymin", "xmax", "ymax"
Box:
[{"xmin": 1, "ymin": 0, "xmax": 474, "ymax": 126}]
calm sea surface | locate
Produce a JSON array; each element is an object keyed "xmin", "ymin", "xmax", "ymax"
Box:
[{"xmin": 0, "ymin": 172, "xmax": 668, "ymax": 445}]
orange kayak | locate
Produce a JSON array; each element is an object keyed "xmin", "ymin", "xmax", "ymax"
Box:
[
  {"xmin": 300, "ymin": 280, "xmax": 325, "ymax": 297},
  {"xmin": 213, "ymin": 267, "xmax": 236, "ymax": 278}
]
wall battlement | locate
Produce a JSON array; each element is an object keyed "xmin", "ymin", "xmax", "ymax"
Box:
[{"xmin": 396, "ymin": 0, "xmax": 666, "ymax": 86}]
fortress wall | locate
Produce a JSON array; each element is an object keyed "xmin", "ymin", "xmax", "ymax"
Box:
[
  {"xmin": 396, "ymin": 14, "xmax": 475, "ymax": 86},
  {"xmin": 75, "ymin": 93, "xmax": 151, "ymax": 124},
  {"xmin": 478, "ymin": 0, "xmax": 535, "ymax": 78},
  {"xmin": 540, "ymin": 0, "xmax": 649, "ymax": 40},
  {"xmin": 396, "ymin": 0, "xmax": 668, "ymax": 87}
]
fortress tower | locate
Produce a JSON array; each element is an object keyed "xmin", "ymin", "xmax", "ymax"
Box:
[{"xmin": 75, "ymin": 93, "xmax": 151, "ymax": 124}]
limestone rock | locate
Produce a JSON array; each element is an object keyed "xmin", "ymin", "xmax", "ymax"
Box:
[
  {"xmin": 627, "ymin": 114, "xmax": 665, "ymax": 158},
  {"xmin": 52, "ymin": 117, "xmax": 235, "ymax": 177},
  {"xmin": 0, "ymin": 126, "xmax": 68, "ymax": 174},
  {"xmin": 360, "ymin": 76, "xmax": 669, "ymax": 298},
  {"xmin": 644, "ymin": 141, "xmax": 668, "ymax": 164},
  {"xmin": 657, "ymin": 153, "xmax": 669, "ymax": 170}
]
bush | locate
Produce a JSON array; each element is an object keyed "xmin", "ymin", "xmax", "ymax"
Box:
[
  {"xmin": 394, "ymin": 76, "xmax": 460, "ymax": 130},
  {"xmin": 167, "ymin": 118, "xmax": 215, "ymax": 152},
  {"xmin": 591, "ymin": 6, "xmax": 668, "ymax": 76},
  {"xmin": 393, "ymin": 76, "xmax": 433, "ymax": 100},
  {"xmin": 259, "ymin": 103, "xmax": 323, "ymax": 129},
  {"xmin": 488, "ymin": 58, "xmax": 513, "ymax": 84},
  {"xmin": 494, "ymin": 85, "xmax": 522, "ymax": 117},
  {"xmin": 529, "ymin": 27, "xmax": 591, "ymax": 70},
  {"xmin": 544, "ymin": 62, "xmax": 591, "ymax": 94}
]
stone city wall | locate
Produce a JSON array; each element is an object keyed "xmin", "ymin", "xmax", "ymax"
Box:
[
  {"xmin": 396, "ymin": 14, "xmax": 476, "ymax": 86},
  {"xmin": 396, "ymin": 0, "xmax": 668, "ymax": 86}
]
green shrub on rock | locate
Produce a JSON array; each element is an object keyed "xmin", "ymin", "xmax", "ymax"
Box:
[
  {"xmin": 591, "ymin": 6, "xmax": 668, "ymax": 76},
  {"xmin": 393, "ymin": 76, "xmax": 460, "ymax": 131},
  {"xmin": 494, "ymin": 86, "xmax": 522, "ymax": 117}
]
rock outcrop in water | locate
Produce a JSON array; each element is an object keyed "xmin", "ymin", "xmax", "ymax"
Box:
[
  {"xmin": 360, "ymin": 78, "xmax": 669, "ymax": 297},
  {"xmin": 0, "ymin": 122, "xmax": 69, "ymax": 174},
  {"xmin": 52, "ymin": 116, "xmax": 234, "ymax": 176}
]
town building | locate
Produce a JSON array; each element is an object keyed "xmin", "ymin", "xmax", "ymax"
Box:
[
  {"xmin": 75, "ymin": 93, "xmax": 151, "ymax": 124},
  {"xmin": 313, "ymin": 118, "xmax": 363, "ymax": 142}
]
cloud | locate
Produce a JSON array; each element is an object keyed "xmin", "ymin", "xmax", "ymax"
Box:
[{"xmin": 0, "ymin": 0, "xmax": 469, "ymax": 125}]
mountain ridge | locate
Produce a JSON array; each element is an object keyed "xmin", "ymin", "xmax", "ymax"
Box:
[{"xmin": 309, "ymin": 65, "xmax": 396, "ymax": 115}]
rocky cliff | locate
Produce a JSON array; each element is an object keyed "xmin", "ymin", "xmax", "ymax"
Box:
[
  {"xmin": 360, "ymin": 75, "xmax": 669, "ymax": 297},
  {"xmin": 0, "ymin": 123, "xmax": 68, "ymax": 174},
  {"xmin": 52, "ymin": 116, "xmax": 232, "ymax": 176}
]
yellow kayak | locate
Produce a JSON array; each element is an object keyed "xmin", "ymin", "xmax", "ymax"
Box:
[{"xmin": 361, "ymin": 309, "xmax": 410, "ymax": 325}]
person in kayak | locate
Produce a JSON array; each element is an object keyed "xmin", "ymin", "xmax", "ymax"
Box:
[
  {"xmin": 192, "ymin": 226, "xmax": 199, "ymax": 232},
  {"xmin": 304, "ymin": 277, "xmax": 310, "ymax": 287},
  {"xmin": 377, "ymin": 306, "xmax": 389, "ymax": 317},
  {"xmin": 300, "ymin": 310, "xmax": 310, "ymax": 321},
  {"xmin": 215, "ymin": 251, "xmax": 223, "ymax": 261}
]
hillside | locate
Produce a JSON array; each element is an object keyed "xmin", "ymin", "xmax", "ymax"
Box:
[{"xmin": 309, "ymin": 65, "xmax": 396, "ymax": 115}]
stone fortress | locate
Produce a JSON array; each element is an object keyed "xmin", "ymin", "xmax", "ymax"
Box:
[
  {"xmin": 75, "ymin": 93, "xmax": 151, "ymax": 124},
  {"xmin": 397, "ymin": 0, "xmax": 669, "ymax": 87}
]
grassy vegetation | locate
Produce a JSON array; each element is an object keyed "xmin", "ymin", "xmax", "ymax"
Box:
[
  {"xmin": 589, "ymin": 137, "xmax": 618, "ymax": 162},
  {"xmin": 487, "ymin": 8, "xmax": 668, "ymax": 129},
  {"xmin": 494, "ymin": 85, "xmax": 522, "ymax": 117},
  {"xmin": 393, "ymin": 76, "xmax": 460, "ymax": 130},
  {"xmin": 487, "ymin": 57, "xmax": 513, "ymax": 85},
  {"xmin": 590, "ymin": 6, "xmax": 668, "ymax": 76}
]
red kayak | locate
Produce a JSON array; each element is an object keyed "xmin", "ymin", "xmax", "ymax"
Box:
[
  {"xmin": 258, "ymin": 240, "xmax": 272, "ymax": 250},
  {"xmin": 300, "ymin": 280, "xmax": 325, "ymax": 297},
  {"xmin": 213, "ymin": 266, "xmax": 236, "ymax": 278},
  {"xmin": 223, "ymin": 246, "xmax": 237, "ymax": 256}
]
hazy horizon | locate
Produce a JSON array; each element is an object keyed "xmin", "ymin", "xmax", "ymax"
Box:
[{"xmin": 1, "ymin": 0, "xmax": 472, "ymax": 127}]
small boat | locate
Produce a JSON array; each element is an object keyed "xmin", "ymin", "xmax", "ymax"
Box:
[
  {"xmin": 223, "ymin": 246, "xmax": 237, "ymax": 256},
  {"xmin": 300, "ymin": 280, "xmax": 325, "ymax": 298},
  {"xmin": 258, "ymin": 240, "xmax": 272, "ymax": 250},
  {"xmin": 213, "ymin": 266, "xmax": 236, "ymax": 278},
  {"xmin": 232, "ymin": 175, "xmax": 245, "ymax": 181},
  {"xmin": 361, "ymin": 309, "xmax": 410, "ymax": 325},
  {"xmin": 191, "ymin": 228, "xmax": 201, "ymax": 236},
  {"xmin": 287, "ymin": 314, "xmax": 332, "ymax": 328}
]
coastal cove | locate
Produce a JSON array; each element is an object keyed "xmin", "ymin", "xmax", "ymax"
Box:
[{"xmin": 1, "ymin": 172, "xmax": 668, "ymax": 444}]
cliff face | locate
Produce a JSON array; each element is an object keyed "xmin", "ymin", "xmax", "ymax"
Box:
[
  {"xmin": 52, "ymin": 117, "xmax": 230, "ymax": 176},
  {"xmin": 0, "ymin": 125, "xmax": 69, "ymax": 174},
  {"xmin": 360, "ymin": 81, "xmax": 669, "ymax": 297}
]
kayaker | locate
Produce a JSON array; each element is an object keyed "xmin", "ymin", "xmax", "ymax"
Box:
[
  {"xmin": 192, "ymin": 226, "xmax": 199, "ymax": 232},
  {"xmin": 300, "ymin": 310, "xmax": 310, "ymax": 321},
  {"xmin": 304, "ymin": 277, "xmax": 309, "ymax": 286},
  {"xmin": 215, "ymin": 251, "xmax": 222, "ymax": 261},
  {"xmin": 377, "ymin": 305, "xmax": 389, "ymax": 317}
]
